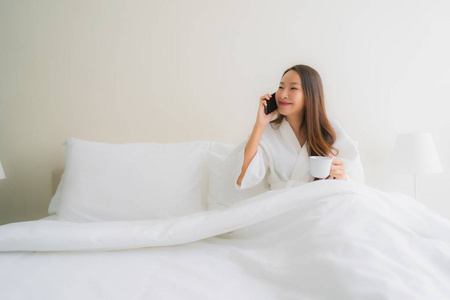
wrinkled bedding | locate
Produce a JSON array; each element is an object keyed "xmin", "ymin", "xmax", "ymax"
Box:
[{"xmin": 1, "ymin": 180, "xmax": 449, "ymax": 299}]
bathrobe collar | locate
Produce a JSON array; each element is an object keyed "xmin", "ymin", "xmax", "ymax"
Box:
[
  {"xmin": 278, "ymin": 117, "xmax": 312, "ymax": 181},
  {"xmin": 279, "ymin": 117, "xmax": 307, "ymax": 154}
]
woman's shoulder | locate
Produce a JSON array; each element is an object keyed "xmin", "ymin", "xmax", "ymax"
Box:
[
  {"xmin": 329, "ymin": 119, "xmax": 357, "ymax": 153},
  {"xmin": 239, "ymin": 122, "xmax": 279, "ymax": 146},
  {"xmin": 261, "ymin": 121, "xmax": 283, "ymax": 139},
  {"xmin": 328, "ymin": 118, "xmax": 344, "ymax": 134},
  {"xmin": 328, "ymin": 118, "xmax": 341, "ymax": 129}
]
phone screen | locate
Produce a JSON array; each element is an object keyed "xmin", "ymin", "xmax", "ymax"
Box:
[{"xmin": 264, "ymin": 93, "xmax": 278, "ymax": 115}]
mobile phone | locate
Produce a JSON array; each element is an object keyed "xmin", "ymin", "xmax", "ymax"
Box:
[{"xmin": 264, "ymin": 93, "xmax": 277, "ymax": 115}]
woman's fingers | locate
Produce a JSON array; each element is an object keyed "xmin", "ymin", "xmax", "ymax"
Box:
[
  {"xmin": 260, "ymin": 94, "xmax": 271, "ymax": 101},
  {"xmin": 331, "ymin": 165, "xmax": 344, "ymax": 171},
  {"xmin": 330, "ymin": 160, "xmax": 345, "ymax": 179},
  {"xmin": 332, "ymin": 158, "xmax": 344, "ymax": 165},
  {"xmin": 260, "ymin": 94, "xmax": 273, "ymax": 107}
]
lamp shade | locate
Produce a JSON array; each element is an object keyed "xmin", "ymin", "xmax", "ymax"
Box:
[
  {"xmin": 392, "ymin": 132, "xmax": 443, "ymax": 174},
  {"xmin": 0, "ymin": 160, "xmax": 5, "ymax": 179}
]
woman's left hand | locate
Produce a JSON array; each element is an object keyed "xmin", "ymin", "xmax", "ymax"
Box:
[{"xmin": 329, "ymin": 156, "xmax": 347, "ymax": 180}]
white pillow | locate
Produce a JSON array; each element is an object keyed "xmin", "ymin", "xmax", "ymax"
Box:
[
  {"xmin": 206, "ymin": 142, "xmax": 269, "ymax": 210},
  {"xmin": 48, "ymin": 168, "xmax": 65, "ymax": 215},
  {"xmin": 57, "ymin": 138, "xmax": 211, "ymax": 222}
]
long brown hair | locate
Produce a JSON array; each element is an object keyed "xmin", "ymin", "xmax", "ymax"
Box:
[{"xmin": 270, "ymin": 65, "xmax": 339, "ymax": 157}]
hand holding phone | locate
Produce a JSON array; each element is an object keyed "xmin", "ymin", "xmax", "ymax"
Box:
[{"xmin": 264, "ymin": 93, "xmax": 278, "ymax": 115}]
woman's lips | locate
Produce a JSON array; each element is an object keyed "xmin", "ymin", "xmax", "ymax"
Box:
[{"xmin": 278, "ymin": 101, "xmax": 292, "ymax": 106}]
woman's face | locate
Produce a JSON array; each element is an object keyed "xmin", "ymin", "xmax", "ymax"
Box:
[{"xmin": 276, "ymin": 70, "xmax": 305, "ymax": 118}]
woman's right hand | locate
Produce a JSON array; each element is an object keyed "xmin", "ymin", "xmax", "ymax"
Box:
[{"xmin": 256, "ymin": 94, "xmax": 277, "ymax": 126}]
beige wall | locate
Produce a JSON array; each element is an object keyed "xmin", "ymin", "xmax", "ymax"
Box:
[{"xmin": 1, "ymin": 0, "xmax": 450, "ymax": 224}]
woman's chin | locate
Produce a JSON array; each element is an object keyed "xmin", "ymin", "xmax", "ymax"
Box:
[
  {"xmin": 276, "ymin": 109, "xmax": 286, "ymax": 115},
  {"xmin": 277, "ymin": 110, "xmax": 289, "ymax": 117}
]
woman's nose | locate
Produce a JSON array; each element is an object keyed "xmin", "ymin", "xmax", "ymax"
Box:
[{"xmin": 280, "ymin": 90, "xmax": 288, "ymax": 99}]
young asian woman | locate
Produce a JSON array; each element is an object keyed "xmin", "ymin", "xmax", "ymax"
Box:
[{"xmin": 227, "ymin": 64, "xmax": 364, "ymax": 191}]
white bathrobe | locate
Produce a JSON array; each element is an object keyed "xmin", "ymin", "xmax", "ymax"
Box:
[{"xmin": 227, "ymin": 118, "xmax": 364, "ymax": 190}]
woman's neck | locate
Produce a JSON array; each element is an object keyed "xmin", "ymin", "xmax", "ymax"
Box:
[{"xmin": 285, "ymin": 114, "xmax": 305, "ymax": 135}]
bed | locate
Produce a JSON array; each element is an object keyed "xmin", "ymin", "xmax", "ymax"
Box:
[{"xmin": 1, "ymin": 138, "xmax": 449, "ymax": 300}]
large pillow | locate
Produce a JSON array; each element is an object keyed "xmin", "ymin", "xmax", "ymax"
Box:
[
  {"xmin": 57, "ymin": 138, "xmax": 211, "ymax": 222},
  {"xmin": 206, "ymin": 142, "xmax": 269, "ymax": 210}
]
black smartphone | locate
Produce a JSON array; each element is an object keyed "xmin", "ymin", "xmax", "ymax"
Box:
[{"xmin": 264, "ymin": 93, "xmax": 277, "ymax": 115}]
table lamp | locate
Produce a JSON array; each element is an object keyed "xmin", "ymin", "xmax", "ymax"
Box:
[
  {"xmin": 392, "ymin": 132, "xmax": 443, "ymax": 200},
  {"xmin": 0, "ymin": 160, "xmax": 5, "ymax": 180}
]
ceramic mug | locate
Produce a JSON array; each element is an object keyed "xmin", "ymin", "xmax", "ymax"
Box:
[{"xmin": 309, "ymin": 156, "xmax": 333, "ymax": 179}]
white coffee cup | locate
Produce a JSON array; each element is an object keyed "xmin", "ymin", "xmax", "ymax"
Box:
[{"xmin": 309, "ymin": 156, "xmax": 333, "ymax": 179}]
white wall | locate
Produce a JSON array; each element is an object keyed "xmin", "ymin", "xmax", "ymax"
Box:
[{"xmin": 1, "ymin": 0, "xmax": 449, "ymax": 224}]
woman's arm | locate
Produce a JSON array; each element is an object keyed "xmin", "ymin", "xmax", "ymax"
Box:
[
  {"xmin": 327, "ymin": 120, "xmax": 364, "ymax": 183},
  {"xmin": 236, "ymin": 123, "xmax": 266, "ymax": 186},
  {"xmin": 236, "ymin": 94, "xmax": 276, "ymax": 186}
]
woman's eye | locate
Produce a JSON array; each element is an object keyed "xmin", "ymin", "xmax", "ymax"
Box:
[
  {"xmin": 278, "ymin": 87, "xmax": 283, "ymax": 89},
  {"xmin": 291, "ymin": 87, "xmax": 298, "ymax": 90}
]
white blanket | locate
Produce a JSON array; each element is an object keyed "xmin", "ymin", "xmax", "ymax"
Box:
[{"xmin": 1, "ymin": 180, "xmax": 450, "ymax": 299}]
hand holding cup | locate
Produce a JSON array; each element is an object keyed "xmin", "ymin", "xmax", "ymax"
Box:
[
  {"xmin": 309, "ymin": 155, "xmax": 347, "ymax": 180},
  {"xmin": 329, "ymin": 155, "xmax": 347, "ymax": 180}
]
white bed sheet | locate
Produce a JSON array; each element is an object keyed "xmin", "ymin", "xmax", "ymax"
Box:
[{"xmin": 1, "ymin": 180, "xmax": 449, "ymax": 300}]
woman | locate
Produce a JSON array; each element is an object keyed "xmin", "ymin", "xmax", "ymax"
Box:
[{"xmin": 228, "ymin": 64, "xmax": 364, "ymax": 190}]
